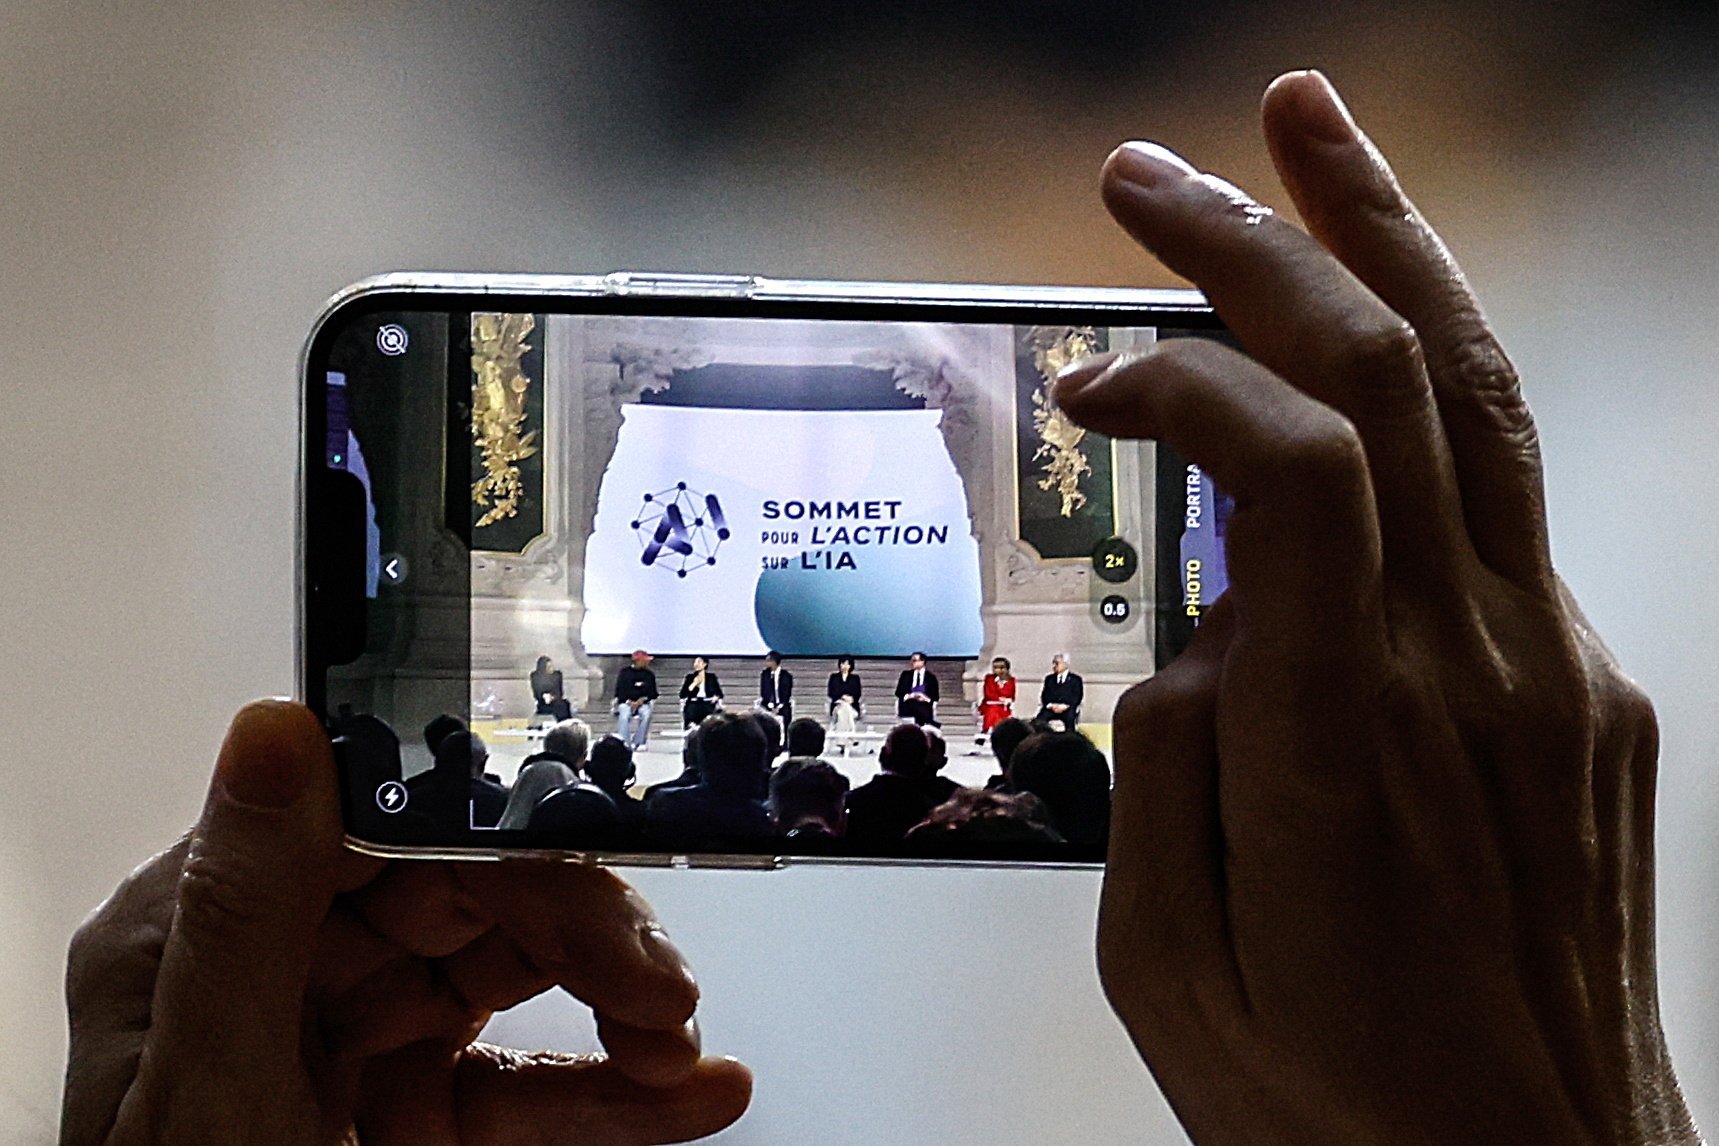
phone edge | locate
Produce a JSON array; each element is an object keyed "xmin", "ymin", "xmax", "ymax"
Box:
[{"xmin": 300, "ymin": 271, "xmax": 1212, "ymax": 870}]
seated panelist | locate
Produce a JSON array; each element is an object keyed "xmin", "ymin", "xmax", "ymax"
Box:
[
  {"xmin": 1036, "ymin": 652, "xmax": 1083, "ymax": 730},
  {"xmin": 679, "ymin": 656, "xmax": 723, "ymax": 728},
  {"xmin": 529, "ymin": 655, "xmax": 573, "ymax": 723},
  {"xmin": 894, "ymin": 651, "xmax": 940, "ymax": 726},
  {"xmin": 612, "ymin": 648, "xmax": 658, "ymax": 751},
  {"xmin": 827, "ymin": 655, "xmax": 863, "ymax": 750},
  {"xmin": 827, "ymin": 656, "xmax": 862, "ymax": 714},
  {"xmin": 977, "ymin": 656, "xmax": 1016, "ymax": 740},
  {"xmin": 758, "ymin": 650, "xmax": 794, "ymax": 727}
]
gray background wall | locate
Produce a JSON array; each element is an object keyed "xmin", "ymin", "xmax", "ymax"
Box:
[{"xmin": 1, "ymin": 3, "xmax": 1713, "ymax": 1142}]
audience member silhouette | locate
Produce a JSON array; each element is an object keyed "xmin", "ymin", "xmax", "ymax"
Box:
[
  {"xmin": 407, "ymin": 730, "xmax": 508, "ymax": 829},
  {"xmin": 422, "ymin": 712, "xmax": 466, "ymax": 756},
  {"xmin": 536, "ymin": 718, "xmax": 591, "ymax": 771},
  {"xmin": 488, "ymin": 717, "xmax": 596, "ymax": 830},
  {"xmin": 643, "ymin": 727, "xmax": 702, "ymax": 801},
  {"xmin": 983, "ymin": 717, "xmax": 1035, "ymax": 790},
  {"xmin": 769, "ymin": 757, "xmax": 849, "ymax": 847},
  {"xmin": 905, "ymin": 787, "xmax": 1064, "ymax": 852},
  {"xmin": 585, "ymin": 734, "xmax": 645, "ymax": 834},
  {"xmin": 845, "ymin": 723, "xmax": 948, "ymax": 849},
  {"xmin": 1007, "ymin": 730, "xmax": 1111, "ymax": 847},
  {"xmin": 784, "ymin": 717, "xmax": 826, "ymax": 759},
  {"xmin": 496, "ymin": 756, "xmax": 578, "ymax": 831},
  {"xmin": 645, "ymin": 713, "xmax": 774, "ymax": 850},
  {"xmin": 755, "ymin": 709, "xmax": 784, "ymax": 761},
  {"xmin": 527, "ymin": 781, "xmax": 624, "ymax": 846},
  {"xmin": 921, "ymin": 725, "xmax": 959, "ymax": 805},
  {"xmin": 331, "ymin": 712, "xmax": 403, "ymax": 834}
]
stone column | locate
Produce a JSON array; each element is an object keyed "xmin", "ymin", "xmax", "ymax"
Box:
[{"xmin": 973, "ymin": 324, "xmax": 1159, "ymax": 728}]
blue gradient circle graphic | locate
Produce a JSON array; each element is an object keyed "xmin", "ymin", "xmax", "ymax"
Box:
[{"xmin": 753, "ymin": 543, "xmax": 983, "ymax": 657}]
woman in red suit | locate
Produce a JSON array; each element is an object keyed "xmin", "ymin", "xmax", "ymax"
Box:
[{"xmin": 977, "ymin": 656, "xmax": 1016, "ymax": 741}]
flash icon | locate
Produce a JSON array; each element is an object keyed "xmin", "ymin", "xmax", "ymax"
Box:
[{"xmin": 375, "ymin": 780, "xmax": 408, "ymax": 814}]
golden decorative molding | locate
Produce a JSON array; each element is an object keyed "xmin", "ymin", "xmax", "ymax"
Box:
[
  {"xmin": 1028, "ymin": 326, "xmax": 1100, "ymax": 517},
  {"xmin": 470, "ymin": 313, "xmax": 540, "ymax": 529}
]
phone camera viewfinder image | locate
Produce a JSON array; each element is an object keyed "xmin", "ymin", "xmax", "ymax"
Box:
[{"xmin": 306, "ymin": 293, "xmax": 1228, "ymax": 865}]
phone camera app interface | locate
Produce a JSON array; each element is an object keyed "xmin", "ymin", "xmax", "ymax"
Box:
[{"xmin": 315, "ymin": 309, "xmax": 1227, "ymax": 861}]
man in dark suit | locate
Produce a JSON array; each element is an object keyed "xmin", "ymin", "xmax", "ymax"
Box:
[
  {"xmin": 1037, "ymin": 653, "xmax": 1084, "ymax": 729},
  {"xmin": 758, "ymin": 650, "xmax": 793, "ymax": 729},
  {"xmin": 894, "ymin": 651, "xmax": 940, "ymax": 725}
]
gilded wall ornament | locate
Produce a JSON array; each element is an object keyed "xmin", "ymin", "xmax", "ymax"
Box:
[
  {"xmin": 471, "ymin": 312, "xmax": 539, "ymax": 528},
  {"xmin": 1028, "ymin": 327, "xmax": 1100, "ymax": 517}
]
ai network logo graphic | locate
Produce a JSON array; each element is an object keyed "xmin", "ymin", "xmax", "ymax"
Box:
[{"xmin": 633, "ymin": 483, "xmax": 730, "ymax": 577}]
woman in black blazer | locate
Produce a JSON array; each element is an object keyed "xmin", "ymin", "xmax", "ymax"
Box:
[
  {"xmin": 679, "ymin": 656, "xmax": 724, "ymax": 727},
  {"xmin": 827, "ymin": 655, "xmax": 863, "ymax": 748},
  {"xmin": 826, "ymin": 655, "xmax": 863, "ymax": 708}
]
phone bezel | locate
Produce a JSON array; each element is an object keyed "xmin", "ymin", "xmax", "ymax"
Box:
[{"xmin": 300, "ymin": 272, "xmax": 1220, "ymax": 869}]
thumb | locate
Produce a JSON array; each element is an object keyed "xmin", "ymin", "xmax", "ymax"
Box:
[{"xmin": 147, "ymin": 700, "xmax": 359, "ymax": 1089}]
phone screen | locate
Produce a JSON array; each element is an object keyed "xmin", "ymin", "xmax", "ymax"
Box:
[{"xmin": 306, "ymin": 300, "xmax": 1227, "ymax": 864}]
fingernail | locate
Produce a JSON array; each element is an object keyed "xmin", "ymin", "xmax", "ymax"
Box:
[
  {"xmin": 641, "ymin": 925, "xmax": 696, "ymax": 989},
  {"xmin": 1295, "ymin": 70, "xmax": 1358, "ymax": 144},
  {"xmin": 1107, "ymin": 141, "xmax": 1198, "ymax": 191},
  {"xmin": 216, "ymin": 700, "xmax": 313, "ymax": 809},
  {"xmin": 686, "ymin": 1015, "xmax": 703, "ymax": 1054},
  {"xmin": 1053, "ymin": 351, "xmax": 1120, "ymax": 401}
]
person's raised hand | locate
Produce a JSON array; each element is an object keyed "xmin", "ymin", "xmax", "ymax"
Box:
[
  {"xmin": 62, "ymin": 700, "xmax": 751, "ymax": 1145},
  {"xmin": 1058, "ymin": 71, "xmax": 1699, "ymax": 1146}
]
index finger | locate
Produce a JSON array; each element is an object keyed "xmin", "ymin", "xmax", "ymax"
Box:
[
  {"xmin": 1099, "ymin": 138, "xmax": 1472, "ymax": 591},
  {"xmin": 1057, "ymin": 335, "xmax": 1386, "ymax": 656},
  {"xmin": 454, "ymin": 861, "xmax": 699, "ymax": 1032}
]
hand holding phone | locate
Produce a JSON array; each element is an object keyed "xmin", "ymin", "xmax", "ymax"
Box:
[
  {"xmin": 67, "ymin": 63, "xmax": 1698, "ymax": 1146},
  {"xmin": 1067, "ymin": 71, "xmax": 1698, "ymax": 1146},
  {"xmin": 62, "ymin": 701, "xmax": 751, "ymax": 1144}
]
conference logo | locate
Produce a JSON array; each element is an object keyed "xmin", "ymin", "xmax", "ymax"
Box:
[{"xmin": 633, "ymin": 482, "xmax": 730, "ymax": 577}]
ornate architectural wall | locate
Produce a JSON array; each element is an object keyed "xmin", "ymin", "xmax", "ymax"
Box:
[{"xmin": 468, "ymin": 315, "xmax": 1159, "ymax": 728}]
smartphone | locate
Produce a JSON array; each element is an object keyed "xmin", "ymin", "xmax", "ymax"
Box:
[{"xmin": 300, "ymin": 272, "xmax": 1231, "ymax": 868}]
